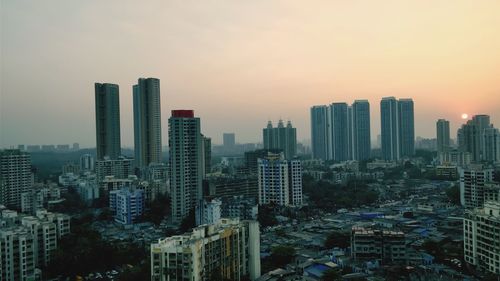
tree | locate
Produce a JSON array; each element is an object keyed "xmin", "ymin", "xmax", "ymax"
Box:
[
  {"xmin": 445, "ymin": 185, "xmax": 460, "ymax": 205},
  {"xmin": 179, "ymin": 209, "xmax": 196, "ymax": 233},
  {"xmin": 324, "ymin": 231, "xmax": 350, "ymax": 249},
  {"xmin": 270, "ymin": 246, "xmax": 296, "ymax": 267},
  {"xmin": 258, "ymin": 204, "xmax": 278, "ymax": 227},
  {"xmin": 322, "ymin": 268, "xmax": 342, "ymax": 281}
]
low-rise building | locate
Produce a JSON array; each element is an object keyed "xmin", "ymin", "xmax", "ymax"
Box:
[
  {"xmin": 109, "ymin": 188, "xmax": 144, "ymax": 225},
  {"xmin": 351, "ymin": 226, "xmax": 406, "ymax": 265}
]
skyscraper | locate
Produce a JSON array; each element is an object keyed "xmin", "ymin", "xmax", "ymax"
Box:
[
  {"xmin": 169, "ymin": 110, "xmax": 203, "ymax": 223},
  {"xmin": 223, "ymin": 133, "xmax": 236, "ymax": 147},
  {"xmin": 0, "ymin": 150, "xmax": 33, "ymax": 210},
  {"xmin": 133, "ymin": 78, "xmax": 162, "ymax": 169},
  {"xmin": 380, "ymin": 97, "xmax": 415, "ymax": 160},
  {"xmin": 380, "ymin": 97, "xmax": 399, "ymax": 161},
  {"xmin": 95, "ymin": 83, "xmax": 121, "ymax": 160},
  {"xmin": 398, "ymin": 98, "xmax": 415, "ymax": 158},
  {"xmin": 310, "ymin": 105, "xmax": 329, "ymax": 160},
  {"xmin": 436, "ymin": 119, "xmax": 450, "ymax": 153},
  {"xmin": 329, "ymin": 103, "xmax": 349, "ymax": 162},
  {"xmin": 262, "ymin": 120, "xmax": 297, "ymax": 160},
  {"xmin": 352, "ymin": 100, "xmax": 371, "ymax": 161},
  {"xmin": 483, "ymin": 127, "xmax": 500, "ymax": 163},
  {"xmin": 458, "ymin": 115, "xmax": 492, "ymax": 162}
]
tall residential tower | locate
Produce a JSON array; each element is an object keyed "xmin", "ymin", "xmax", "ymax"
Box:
[
  {"xmin": 133, "ymin": 78, "xmax": 162, "ymax": 169},
  {"xmin": 95, "ymin": 83, "xmax": 121, "ymax": 160}
]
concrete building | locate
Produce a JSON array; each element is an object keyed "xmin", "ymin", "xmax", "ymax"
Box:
[
  {"xmin": 329, "ymin": 103, "xmax": 349, "ymax": 162},
  {"xmin": 380, "ymin": 97, "xmax": 399, "ymax": 161},
  {"xmin": 0, "ymin": 227, "xmax": 35, "ymax": 281},
  {"xmin": 351, "ymin": 226, "xmax": 407, "ymax": 265},
  {"xmin": 436, "ymin": 119, "xmax": 451, "ymax": 153},
  {"xmin": 95, "ymin": 156, "xmax": 133, "ymax": 184},
  {"xmin": 458, "ymin": 115, "xmax": 491, "ymax": 162},
  {"xmin": 310, "ymin": 105, "xmax": 330, "ymax": 160},
  {"xmin": 80, "ymin": 153, "xmax": 95, "ymax": 172},
  {"xmin": 208, "ymin": 175, "xmax": 259, "ymax": 200},
  {"xmin": 195, "ymin": 198, "xmax": 221, "ymax": 226},
  {"xmin": 169, "ymin": 110, "xmax": 203, "ymax": 224},
  {"xmin": 257, "ymin": 153, "xmax": 302, "ymax": 207},
  {"xmin": 151, "ymin": 218, "xmax": 261, "ymax": 281},
  {"xmin": 109, "ymin": 188, "xmax": 144, "ymax": 225},
  {"xmin": 263, "ymin": 120, "xmax": 297, "ymax": 160},
  {"xmin": 221, "ymin": 196, "xmax": 258, "ymax": 220},
  {"xmin": 61, "ymin": 162, "xmax": 80, "ymax": 175},
  {"xmin": 202, "ymin": 135, "xmax": 212, "ymax": 177},
  {"xmin": 483, "ymin": 127, "xmax": 500, "ymax": 163},
  {"xmin": 459, "ymin": 166, "xmax": 494, "ymax": 209},
  {"xmin": 438, "ymin": 149, "xmax": 471, "ymax": 167},
  {"xmin": 223, "ymin": 133, "xmax": 236, "ymax": 147},
  {"xmin": 464, "ymin": 201, "xmax": 500, "ymax": 275},
  {"xmin": 352, "ymin": 100, "xmax": 371, "ymax": 161},
  {"xmin": 0, "ymin": 149, "xmax": 33, "ymax": 210},
  {"xmin": 133, "ymin": 78, "xmax": 162, "ymax": 169},
  {"xmin": 95, "ymin": 83, "xmax": 121, "ymax": 160}
]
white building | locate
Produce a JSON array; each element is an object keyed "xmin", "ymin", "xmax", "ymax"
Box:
[
  {"xmin": 0, "ymin": 227, "xmax": 36, "ymax": 281},
  {"xmin": 151, "ymin": 218, "xmax": 261, "ymax": 281},
  {"xmin": 258, "ymin": 153, "xmax": 303, "ymax": 207},
  {"xmin": 109, "ymin": 188, "xmax": 144, "ymax": 225},
  {"xmin": 80, "ymin": 153, "xmax": 95, "ymax": 172},
  {"xmin": 464, "ymin": 201, "xmax": 500, "ymax": 275},
  {"xmin": 0, "ymin": 149, "xmax": 33, "ymax": 210},
  {"xmin": 195, "ymin": 198, "xmax": 221, "ymax": 226},
  {"xmin": 459, "ymin": 166, "xmax": 494, "ymax": 209},
  {"xmin": 95, "ymin": 156, "xmax": 134, "ymax": 184}
]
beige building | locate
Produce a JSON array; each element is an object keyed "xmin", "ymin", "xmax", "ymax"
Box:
[{"xmin": 151, "ymin": 218, "xmax": 261, "ymax": 281}]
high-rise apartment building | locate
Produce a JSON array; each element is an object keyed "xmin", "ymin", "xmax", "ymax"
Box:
[
  {"xmin": 133, "ymin": 78, "xmax": 162, "ymax": 169},
  {"xmin": 257, "ymin": 153, "xmax": 302, "ymax": 207},
  {"xmin": 223, "ymin": 133, "xmax": 236, "ymax": 147},
  {"xmin": 95, "ymin": 83, "xmax": 121, "ymax": 160},
  {"xmin": 483, "ymin": 127, "xmax": 500, "ymax": 163},
  {"xmin": 0, "ymin": 149, "xmax": 33, "ymax": 210},
  {"xmin": 329, "ymin": 103, "xmax": 349, "ymax": 162},
  {"xmin": 195, "ymin": 198, "xmax": 221, "ymax": 226},
  {"xmin": 436, "ymin": 119, "xmax": 451, "ymax": 153},
  {"xmin": 380, "ymin": 97, "xmax": 415, "ymax": 160},
  {"xmin": 0, "ymin": 227, "xmax": 35, "ymax": 281},
  {"xmin": 311, "ymin": 101, "xmax": 371, "ymax": 161},
  {"xmin": 398, "ymin": 99, "xmax": 415, "ymax": 157},
  {"xmin": 80, "ymin": 153, "xmax": 95, "ymax": 172},
  {"xmin": 352, "ymin": 100, "xmax": 371, "ymax": 160},
  {"xmin": 380, "ymin": 97, "xmax": 399, "ymax": 161},
  {"xmin": 459, "ymin": 166, "xmax": 494, "ymax": 209},
  {"xmin": 458, "ymin": 115, "xmax": 492, "ymax": 162},
  {"xmin": 151, "ymin": 218, "xmax": 261, "ymax": 281},
  {"xmin": 310, "ymin": 105, "xmax": 329, "ymax": 160},
  {"xmin": 263, "ymin": 120, "xmax": 297, "ymax": 160},
  {"xmin": 464, "ymin": 201, "xmax": 500, "ymax": 275},
  {"xmin": 169, "ymin": 110, "xmax": 203, "ymax": 223},
  {"xmin": 202, "ymin": 135, "xmax": 212, "ymax": 176},
  {"xmin": 95, "ymin": 157, "xmax": 133, "ymax": 184}
]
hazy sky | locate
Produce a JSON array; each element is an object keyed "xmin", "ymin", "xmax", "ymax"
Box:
[{"xmin": 1, "ymin": 0, "xmax": 500, "ymax": 148}]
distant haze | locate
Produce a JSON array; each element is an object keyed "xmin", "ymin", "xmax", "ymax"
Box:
[{"xmin": 1, "ymin": 1, "xmax": 500, "ymax": 148}]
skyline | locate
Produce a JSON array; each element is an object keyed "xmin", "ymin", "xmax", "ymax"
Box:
[{"xmin": 2, "ymin": 1, "xmax": 500, "ymax": 147}]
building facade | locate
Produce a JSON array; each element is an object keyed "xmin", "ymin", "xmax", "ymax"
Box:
[
  {"xmin": 310, "ymin": 105, "xmax": 329, "ymax": 160},
  {"xmin": 0, "ymin": 149, "xmax": 33, "ymax": 210},
  {"xmin": 150, "ymin": 218, "xmax": 261, "ymax": 281},
  {"xmin": 459, "ymin": 166, "xmax": 494, "ymax": 209},
  {"xmin": 133, "ymin": 78, "xmax": 162, "ymax": 169},
  {"xmin": 464, "ymin": 201, "xmax": 500, "ymax": 275},
  {"xmin": 95, "ymin": 83, "xmax": 121, "ymax": 160},
  {"xmin": 109, "ymin": 188, "xmax": 145, "ymax": 225},
  {"xmin": 436, "ymin": 119, "xmax": 450, "ymax": 153},
  {"xmin": 352, "ymin": 100, "xmax": 371, "ymax": 161},
  {"xmin": 263, "ymin": 120, "xmax": 297, "ymax": 160},
  {"xmin": 169, "ymin": 110, "xmax": 204, "ymax": 223}
]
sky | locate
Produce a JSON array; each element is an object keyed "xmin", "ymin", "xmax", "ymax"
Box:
[{"xmin": 1, "ymin": 0, "xmax": 500, "ymax": 148}]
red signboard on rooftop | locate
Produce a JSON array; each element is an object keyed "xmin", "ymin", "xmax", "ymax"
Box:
[{"xmin": 171, "ymin": 110, "xmax": 194, "ymax": 118}]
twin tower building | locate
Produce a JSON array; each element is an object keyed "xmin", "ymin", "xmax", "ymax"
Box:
[
  {"xmin": 311, "ymin": 97, "xmax": 414, "ymax": 162},
  {"xmin": 95, "ymin": 78, "xmax": 161, "ymax": 166}
]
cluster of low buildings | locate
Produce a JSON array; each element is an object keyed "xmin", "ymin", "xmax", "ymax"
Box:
[{"xmin": 0, "ymin": 206, "xmax": 70, "ymax": 281}]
